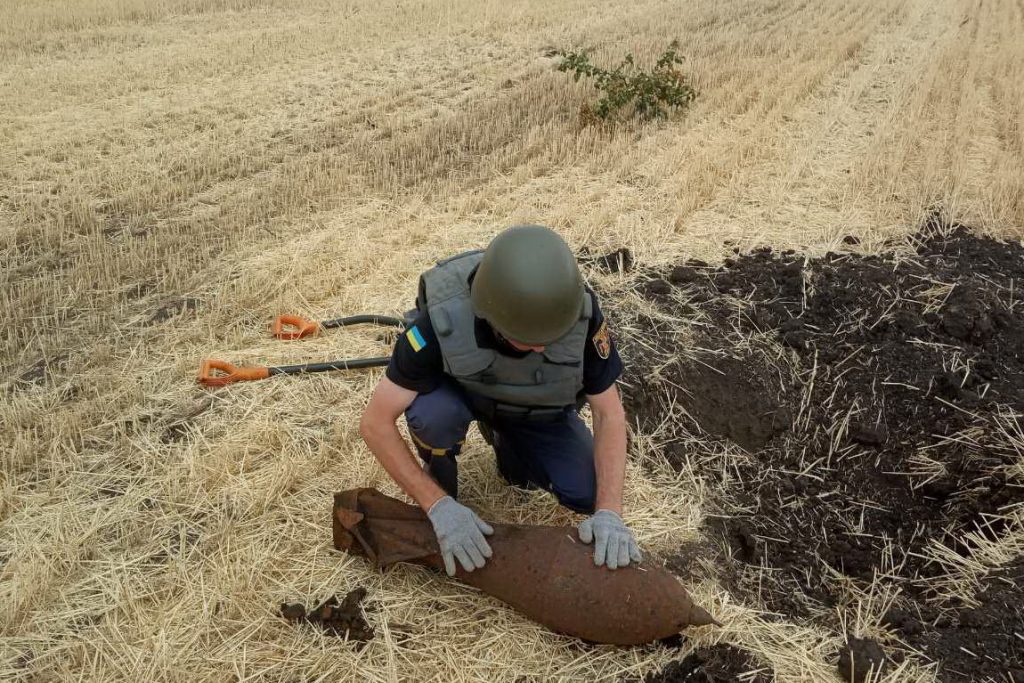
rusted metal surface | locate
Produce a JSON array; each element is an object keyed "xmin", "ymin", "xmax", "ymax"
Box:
[{"xmin": 333, "ymin": 488, "xmax": 719, "ymax": 645}]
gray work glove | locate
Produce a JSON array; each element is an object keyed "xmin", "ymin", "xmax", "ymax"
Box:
[
  {"xmin": 427, "ymin": 496, "xmax": 494, "ymax": 576},
  {"xmin": 578, "ymin": 509, "xmax": 643, "ymax": 570}
]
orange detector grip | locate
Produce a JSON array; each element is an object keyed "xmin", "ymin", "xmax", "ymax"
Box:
[
  {"xmin": 198, "ymin": 359, "xmax": 272, "ymax": 387},
  {"xmin": 272, "ymin": 314, "xmax": 320, "ymax": 340}
]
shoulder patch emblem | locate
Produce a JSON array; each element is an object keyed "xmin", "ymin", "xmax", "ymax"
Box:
[
  {"xmin": 406, "ymin": 325, "xmax": 427, "ymax": 352},
  {"xmin": 592, "ymin": 320, "xmax": 611, "ymax": 359}
]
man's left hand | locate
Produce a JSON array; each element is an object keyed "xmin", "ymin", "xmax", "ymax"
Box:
[{"xmin": 578, "ymin": 509, "xmax": 642, "ymax": 569}]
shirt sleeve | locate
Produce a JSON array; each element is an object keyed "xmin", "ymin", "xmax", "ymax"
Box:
[
  {"xmin": 582, "ymin": 291, "xmax": 623, "ymax": 395},
  {"xmin": 385, "ymin": 312, "xmax": 446, "ymax": 394}
]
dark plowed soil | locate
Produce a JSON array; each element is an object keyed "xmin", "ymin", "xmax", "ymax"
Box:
[
  {"xmin": 837, "ymin": 636, "xmax": 887, "ymax": 683},
  {"xmin": 644, "ymin": 644, "xmax": 770, "ymax": 683},
  {"xmin": 619, "ymin": 225, "xmax": 1024, "ymax": 682},
  {"xmin": 896, "ymin": 559, "xmax": 1024, "ymax": 682}
]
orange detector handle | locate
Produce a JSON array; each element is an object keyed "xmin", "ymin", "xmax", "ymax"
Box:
[
  {"xmin": 272, "ymin": 315, "xmax": 320, "ymax": 340},
  {"xmin": 198, "ymin": 359, "xmax": 272, "ymax": 387}
]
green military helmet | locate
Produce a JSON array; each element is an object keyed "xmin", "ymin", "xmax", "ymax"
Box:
[{"xmin": 470, "ymin": 225, "xmax": 585, "ymax": 345}]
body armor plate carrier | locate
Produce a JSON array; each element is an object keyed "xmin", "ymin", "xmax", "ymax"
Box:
[{"xmin": 416, "ymin": 250, "xmax": 592, "ymax": 414}]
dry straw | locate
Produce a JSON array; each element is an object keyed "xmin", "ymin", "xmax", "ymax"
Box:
[{"xmin": 3, "ymin": 0, "xmax": 1022, "ymax": 680}]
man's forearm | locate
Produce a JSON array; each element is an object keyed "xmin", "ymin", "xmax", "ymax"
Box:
[
  {"xmin": 361, "ymin": 421, "xmax": 447, "ymax": 512},
  {"xmin": 592, "ymin": 410, "xmax": 628, "ymax": 514}
]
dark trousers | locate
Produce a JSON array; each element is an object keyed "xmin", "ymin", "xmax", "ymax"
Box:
[{"xmin": 404, "ymin": 379, "xmax": 596, "ymax": 513}]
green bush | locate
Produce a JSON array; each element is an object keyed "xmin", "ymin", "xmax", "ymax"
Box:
[{"xmin": 552, "ymin": 40, "xmax": 697, "ymax": 122}]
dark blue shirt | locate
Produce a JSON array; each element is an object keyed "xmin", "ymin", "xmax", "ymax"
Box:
[{"xmin": 386, "ymin": 290, "xmax": 623, "ymax": 398}]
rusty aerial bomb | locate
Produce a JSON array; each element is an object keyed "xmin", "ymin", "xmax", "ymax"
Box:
[{"xmin": 332, "ymin": 488, "xmax": 719, "ymax": 645}]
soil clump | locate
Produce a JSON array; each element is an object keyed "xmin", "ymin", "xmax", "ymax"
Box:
[
  {"xmin": 837, "ymin": 636, "xmax": 887, "ymax": 683},
  {"xmin": 280, "ymin": 587, "xmax": 374, "ymax": 646},
  {"xmin": 643, "ymin": 643, "xmax": 770, "ymax": 683}
]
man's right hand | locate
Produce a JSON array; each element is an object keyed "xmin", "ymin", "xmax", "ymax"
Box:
[{"xmin": 427, "ymin": 496, "xmax": 494, "ymax": 576}]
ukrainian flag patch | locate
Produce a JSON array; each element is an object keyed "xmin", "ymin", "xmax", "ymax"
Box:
[{"xmin": 406, "ymin": 325, "xmax": 427, "ymax": 352}]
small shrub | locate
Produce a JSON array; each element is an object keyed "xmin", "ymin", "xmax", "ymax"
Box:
[{"xmin": 552, "ymin": 40, "xmax": 697, "ymax": 122}]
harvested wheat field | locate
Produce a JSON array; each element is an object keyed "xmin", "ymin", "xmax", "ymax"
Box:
[{"xmin": 3, "ymin": 0, "xmax": 1023, "ymax": 680}]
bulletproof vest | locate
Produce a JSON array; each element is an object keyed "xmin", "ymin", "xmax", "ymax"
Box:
[{"xmin": 416, "ymin": 250, "xmax": 592, "ymax": 409}]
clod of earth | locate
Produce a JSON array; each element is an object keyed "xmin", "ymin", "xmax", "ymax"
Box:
[
  {"xmin": 280, "ymin": 587, "xmax": 374, "ymax": 646},
  {"xmin": 837, "ymin": 637, "xmax": 887, "ymax": 683},
  {"xmin": 147, "ymin": 297, "xmax": 199, "ymax": 325},
  {"xmin": 332, "ymin": 488, "xmax": 718, "ymax": 645},
  {"xmin": 16, "ymin": 354, "xmax": 68, "ymax": 387},
  {"xmin": 644, "ymin": 643, "xmax": 770, "ymax": 683},
  {"xmin": 582, "ymin": 246, "xmax": 634, "ymax": 273}
]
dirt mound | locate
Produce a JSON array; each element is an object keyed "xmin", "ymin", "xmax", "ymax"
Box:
[
  {"xmin": 622, "ymin": 227, "xmax": 1024, "ymax": 682},
  {"xmin": 644, "ymin": 644, "xmax": 770, "ymax": 683}
]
